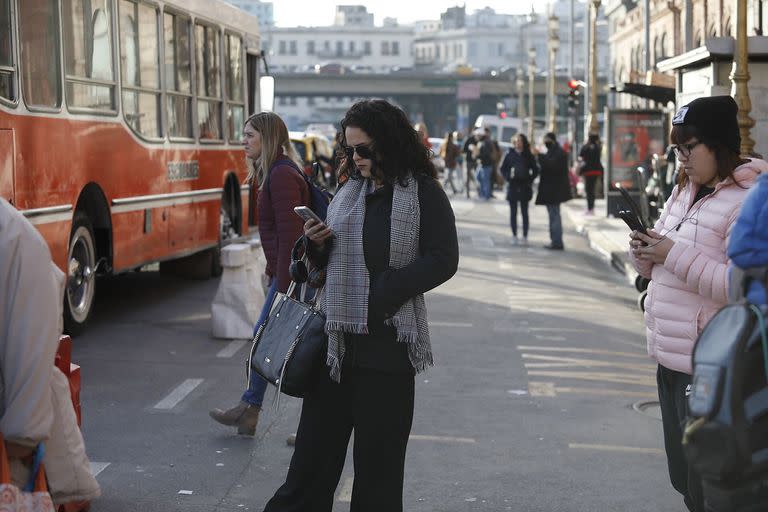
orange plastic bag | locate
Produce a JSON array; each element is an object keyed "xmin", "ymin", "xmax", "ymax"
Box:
[{"xmin": 0, "ymin": 434, "xmax": 55, "ymax": 512}]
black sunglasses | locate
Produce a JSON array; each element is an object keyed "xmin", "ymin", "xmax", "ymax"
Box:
[
  {"xmin": 343, "ymin": 143, "xmax": 375, "ymax": 161},
  {"xmin": 671, "ymin": 140, "xmax": 701, "ymax": 158}
]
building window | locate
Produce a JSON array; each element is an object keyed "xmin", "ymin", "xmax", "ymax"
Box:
[
  {"xmin": 498, "ymin": 42, "xmax": 504, "ymax": 56},
  {"xmin": 278, "ymin": 40, "xmax": 286, "ymax": 55},
  {"xmin": 336, "ymin": 41, "xmax": 343, "ymax": 56},
  {"xmin": 19, "ymin": 0, "xmax": 61, "ymax": 108},
  {"xmin": 225, "ymin": 33, "xmax": 244, "ymax": 142},
  {"xmin": 306, "ymin": 40, "xmax": 315, "ymax": 55},
  {"xmin": 62, "ymin": 0, "xmax": 116, "ymax": 111},
  {"xmin": 289, "ymin": 40, "xmax": 297, "ymax": 55},
  {"xmin": 324, "ymin": 40, "xmax": 330, "ymax": 52},
  {"xmin": 119, "ymin": 0, "xmax": 160, "ymax": 137},
  {"xmin": 468, "ymin": 42, "xmax": 477, "ymax": 58},
  {"xmin": 195, "ymin": 22, "xmax": 222, "ymax": 140},
  {"xmin": 364, "ymin": 41, "xmax": 371, "ymax": 55},
  {"xmin": 381, "ymin": 41, "xmax": 389, "ymax": 56},
  {"xmin": 289, "ymin": 96, "xmax": 296, "ymax": 106},
  {"xmin": 349, "ymin": 41, "xmax": 355, "ymax": 53},
  {"xmin": 164, "ymin": 12, "xmax": 193, "ymax": 138},
  {"xmin": 392, "ymin": 41, "xmax": 399, "ymax": 55},
  {"xmin": 307, "ymin": 96, "xmax": 315, "ymax": 106}
]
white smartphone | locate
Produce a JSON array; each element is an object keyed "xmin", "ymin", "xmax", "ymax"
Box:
[{"xmin": 294, "ymin": 206, "xmax": 322, "ymax": 224}]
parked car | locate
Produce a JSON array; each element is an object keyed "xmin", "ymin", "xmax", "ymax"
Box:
[{"xmin": 314, "ymin": 62, "xmax": 345, "ymax": 74}]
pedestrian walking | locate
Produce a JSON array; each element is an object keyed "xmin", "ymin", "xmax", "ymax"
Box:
[
  {"xmin": 578, "ymin": 134, "xmax": 604, "ymax": 215},
  {"xmin": 500, "ymin": 134, "xmax": 538, "ymax": 245},
  {"xmin": 209, "ymin": 112, "xmax": 309, "ymax": 436},
  {"xmin": 439, "ymin": 131, "xmax": 461, "ymax": 194},
  {"xmin": 462, "ymin": 130, "xmax": 479, "ymax": 195},
  {"xmin": 473, "ymin": 129, "xmax": 495, "ymax": 200},
  {"xmin": 260, "ymin": 99, "xmax": 459, "ymax": 512},
  {"xmin": 534, "ymin": 132, "xmax": 572, "ymax": 250},
  {"xmin": 628, "ymin": 95, "xmax": 768, "ymax": 512}
]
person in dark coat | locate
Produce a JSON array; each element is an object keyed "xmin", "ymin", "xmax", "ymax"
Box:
[
  {"xmin": 261, "ymin": 99, "xmax": 459, "ymax": 512},
  {"xmin": 578, "ymin": 134, "xmax": 604, "ymax": 214},
  {"xmin": 209, "ymin": 112, "xmax": 309, "ymax": 436},
  {"xmin": 535, "ymin": 132, "xmax": 572, "ymax": 250},
  {"xmin": 500, "ymin": 133, "xmax": 538, "ymax": 244}
]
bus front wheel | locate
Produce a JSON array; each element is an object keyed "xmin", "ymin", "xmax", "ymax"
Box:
[{"xmin": 64, "ymin": 213, "xmax": 97, "ymax": 335}]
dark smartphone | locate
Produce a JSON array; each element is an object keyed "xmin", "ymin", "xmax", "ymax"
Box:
[{"xmin": 618, "ymin": 210, "xmax": 647, "ymax": 234}]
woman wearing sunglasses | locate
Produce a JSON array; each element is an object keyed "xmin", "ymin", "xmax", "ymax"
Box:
[
  {"xmin": 260, "ymin": 99, "xmax": 459, "ymax": 512},
  {"xmin": 209, "ymin": 112, "xmax": 308, "ymax": 437},
  {"xmin": 628, "ymin": 95, "xmax": 768, "ymax": 512}
]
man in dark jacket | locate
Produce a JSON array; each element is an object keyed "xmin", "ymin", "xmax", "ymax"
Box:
[{"xmin": 535, "ymin": 132, "xmax": 572, "ymax": 250}]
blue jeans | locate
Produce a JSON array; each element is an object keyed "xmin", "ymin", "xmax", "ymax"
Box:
[
  {"xmin": 242, "ymin": 281, "xmax": 315, "ymax": 407},
  {"xmin": 546, "ymin": 204, "xmax": 564, "ymax": 248},
  {"xmin": 477, "ymin": 165, "xmax": 492, "ymax": 199}
]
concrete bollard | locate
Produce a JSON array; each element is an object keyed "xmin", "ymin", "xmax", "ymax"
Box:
[{"xmin": 211, "ymin": 242, "xmax": 265, "ymax": 339}]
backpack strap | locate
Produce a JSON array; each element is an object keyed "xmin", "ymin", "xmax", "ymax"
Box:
[{"xmin": 264, "ymin": 158, "xmax": 307, "ymax": 198}]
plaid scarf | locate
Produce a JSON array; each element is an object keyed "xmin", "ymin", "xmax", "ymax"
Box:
[{"xmin": 321, "ymin": 175, "xmax": 432, "ymax": 381}]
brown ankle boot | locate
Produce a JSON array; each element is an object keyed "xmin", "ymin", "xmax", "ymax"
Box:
[{"xmin": 209, "ymin": 401, "xmax": 261, "ymax": 436}]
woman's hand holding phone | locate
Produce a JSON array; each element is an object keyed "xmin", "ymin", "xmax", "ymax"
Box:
[
  {"xmin": 630, "ymin": 229, "xmax": 673, "ymax": 265},
  {"xmin": 303, "ymin": 219, "xmax": 334, "ymax": 247}
]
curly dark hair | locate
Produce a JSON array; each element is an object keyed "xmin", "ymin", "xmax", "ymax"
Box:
[{"xmin": 338, "ymin": 99, "xmax": 437, "ymax": 185}]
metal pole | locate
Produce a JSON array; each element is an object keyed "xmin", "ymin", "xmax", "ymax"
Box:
[
  {"xmin": 528, "ymin": 48, "xmax": 536, "ymax": 142},
  {"xmin": 548, "ymin": 14, "xmax": 560, "ymax": 133},
  {"xmin": 569, "ymin": 0, "xmax": 576, "ymax": 160},
  {"xmin": 583, "ymin": 1, "xmax": 591, "ymax": 138},
  {"xmin": 644, "ymin": 0, "xmax": 651, "ymax": 108},
  {"xmin": 587, "ymin": 0, "xmax": 601, "ymax": 136},
  {"xmin": 731, "ymin": 0, "xmax": 756, "ymax": 155}
]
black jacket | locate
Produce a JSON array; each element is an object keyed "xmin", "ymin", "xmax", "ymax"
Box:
[
  {"xmin": 535, "ymin": 143, "xmax": 572, "ymax": 205},
  {"xmin": 578, "ymin": 143, "xmax": 603, "ymax": 175},
  {"xmin": 500, "ymin": 149, "xmax": 538, "ymax": 202},
  {"xmin": 309, "ymin": 175, "xmax": 459, "ymax": 373}
]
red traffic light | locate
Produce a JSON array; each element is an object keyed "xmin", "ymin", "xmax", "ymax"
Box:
[
  {"xmin": 499, "ymin": 111, "xmax": 507, "ymax": 119},
  {"xmin": 568, "ymin": 79, "xmax": 580, "ymax": 89}
]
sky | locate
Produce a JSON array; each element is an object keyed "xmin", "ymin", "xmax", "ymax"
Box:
[{"xmin": 272, "ymin": 1, "xmax": 550, "ymax": 27}]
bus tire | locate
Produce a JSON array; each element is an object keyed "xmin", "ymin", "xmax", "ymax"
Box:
[{"xmin": 64, "ymin": 212, "xmax": 97, "ymax": 335}]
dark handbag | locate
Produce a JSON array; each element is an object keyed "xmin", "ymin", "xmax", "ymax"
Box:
[{"xmin": 248, "ymin": 281, "xmax": 327, "ymax": 402}]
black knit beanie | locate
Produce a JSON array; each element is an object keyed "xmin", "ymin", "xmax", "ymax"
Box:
[{"xmin": 671, "ymin": 95, "xmax": 741, "ymax": 154}]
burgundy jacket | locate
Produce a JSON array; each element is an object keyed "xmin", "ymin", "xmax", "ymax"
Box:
[{"xmin": 257, "ymin": 156, "xmax": 309, "ymax": 293}]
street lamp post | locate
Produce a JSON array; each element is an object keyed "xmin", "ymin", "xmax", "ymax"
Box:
[
  {"xmin": 731, "ymin": 0, "xmax": 756, "ymax": 155},
  {"xmin": 547, "ymin": 14, "xmax": 560, "ymax": 133},
  {"xmin": 516, "ymin": 66, "xmax": 526, "ymax": 120},
  {"xmin": 586, "ymin": 0, "xmax": 601, "ymax": 136},
  {"xmin": 528, "ymin": 47, "xmax": 536, "ymax": 142}
]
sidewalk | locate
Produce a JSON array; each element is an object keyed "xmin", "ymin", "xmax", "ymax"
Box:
[{"xmin": 562, "ymin": 197, "xmax": 639, "ymax": 286}]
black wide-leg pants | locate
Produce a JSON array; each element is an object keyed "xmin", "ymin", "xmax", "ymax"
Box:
[{"xmin": 263, "ymin": 368, "xmax": 415, "ymax": 512}]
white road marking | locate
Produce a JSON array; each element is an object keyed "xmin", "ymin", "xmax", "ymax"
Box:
[
  {"xmin": 517, "ymin": 345, "xmax": 649, "ymax": 358},
  {"xmin": 528, "ymin": 327, "xmax": 592, "ymax": 332},
  {"xmin": 216, "ymin": 339, "xmax": 248, "ymax": 358},
  {"xmin": 409, "ymin": 434, "xmax": 476, "ymax": 444},
  {"xmin": 568, "ymin": 443, "xmax": 664, "ymax": 455},
  {"xmin": 430, "ymin": 321, "xmax": 473, "ymax": 328},
  {"xmin": 522, "ymin": 353, "xmax": 655, "ymax": 371},
  {"xmin": 154, "ymin": 379, "xmax": 204, "ymax": 410},
  {"xmin": 528, "ymin": 382, "xmax": 557, "ymax": 397},
  {"xmin": 471, "ymin": 235, "xmax": 494, "ymax": 248},
  {"xmin": 90, "ymin": 462, "xmax": 110, "ymax": 478},
  {"xmin": 165, "ymin": 312, "xmax": 212, "ymax": 322},
  {"xmin": 533, "ymin": 335, "xmax": 567, "ymax": 341},
  {"xmin": 527, "ymin": 371, "xmax": 655, "ymax": 386},
  {"xmin": 337, "ymin": 477, "xmax": 354, "ymax": 502}
]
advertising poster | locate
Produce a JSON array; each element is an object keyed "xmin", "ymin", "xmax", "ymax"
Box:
[{"xmin": 605, "ymin": 109, "xmax": 667, "ymax": 215}]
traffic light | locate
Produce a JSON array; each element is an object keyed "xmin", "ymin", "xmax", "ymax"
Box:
[{"xmin": 568, "ymin": 79, "xmax": 581, "ymax": 112}]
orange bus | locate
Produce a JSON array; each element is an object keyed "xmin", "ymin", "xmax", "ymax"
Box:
[{"xmin": 0, "ymin": 0, "xmax": 267, "ymax": 333}]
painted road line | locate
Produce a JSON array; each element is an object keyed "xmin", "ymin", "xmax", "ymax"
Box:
[
  {"xmin": 568, "ymin": 443, "xmax": 664, "ymax": 455},
  {"xmin": 430, "ymin": 321, "xmax": 474, "ymax": 328},
  {"xmin": 90, "ymin": 462, "xmax": 111, "ymax": 478},
  {"xmin": 337, "ymin": 477, "xmax": 354, "ymax": 502},
  {"xmin": 216, "ymin": 339, "xmax": 248, "ymax": 358},
  {"xmin": 471, "ymin": 235, "xmax": 494, "ymax": 248},
  {"xmin": 526, "ymin": 371, "xmax": 656, "ymax": 386},
  {"xmin": 154, "ymin": 379, "xmax": 204, "ymax": 410},
  {"xmin": 528, "ymin": 381, "xmax": 657, "ymax": 398},
  {"xmin": 533, "ymin": 335, "xmax": 567, "ymax": 341},
  {"xmin": 517, "ymin": 346, "xmax": 649, "ymax": 359},
  {"xmin": 409, "ymin": 434, "xmax": 476, "ymax": 444},
  {"xmin": 522, "ymin": 353, "xmax": 656, "ymax": 371},
  {"xmin": 163, "ymin": 312, "xmax": 212, "ymax": 323},
  {"xmin": 528, "ymin": 327, "xmax": 592, "ymax": 332}
]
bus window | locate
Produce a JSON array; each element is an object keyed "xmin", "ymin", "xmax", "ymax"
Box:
[
  {"xmin": 119, "ymin": 0, "xmax": 160, "ymax": 138},
  {"xmin": 164, "ymin": 12, "xmax": 192, "ymax": 139},
  {"xmin": 195, "ymin": 23, "xmax": 222, "ymax": 140},
  {"xmin": 225, "ymin": 33, "xmax": 244, "ymax": 142},
  {"xmin": 62, "ymin": 0, "xmax": 116, "ymax": 111},
  {"xmin": 0, "ymin": 0, "xmax": 14, "ymax": 102},
  {"xmin": 19, "ymin": 0, "xmax": 61, "ymax": 109}
]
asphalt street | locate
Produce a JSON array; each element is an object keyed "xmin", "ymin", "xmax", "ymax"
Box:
[{"xmin": 72, "ymin": 194, "xmax": 683, "ymax": 511}]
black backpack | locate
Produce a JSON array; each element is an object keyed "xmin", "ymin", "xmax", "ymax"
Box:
[{"xmin": 684, "ymin": 266, "xmax": 768, "ymax": 512}]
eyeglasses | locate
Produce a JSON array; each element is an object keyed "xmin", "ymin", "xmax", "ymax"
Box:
[
  {"xmin": 671, "ymin": 141, "xmax": 701, "ymax": 158},
  {"xmin": 343, "ymin": 143, "xmax": 375, "ymax": 161}
]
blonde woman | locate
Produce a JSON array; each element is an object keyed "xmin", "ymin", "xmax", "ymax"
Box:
[{"xmin": 209, "ymin": 112, "xmax": 309, "ymax": 436}]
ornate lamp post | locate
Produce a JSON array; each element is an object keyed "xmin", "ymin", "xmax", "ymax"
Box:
[
  {"xmin": 528, "ymin": 47, "xmax": 536, "ymax": 142},
  {"xmin": 730, "ymin": 0, "xmax": 756, "ymax": 155},
  {"xmin": 547, "ymin": 13, "xmax": 560, "ymax": 133},
  {"xmin": 586, "ymin": 0, "xmax": 601, "ymax": 136},
  {"xmin": 516, "ymin": 66, "xmax": 526, "ymax": 120}
]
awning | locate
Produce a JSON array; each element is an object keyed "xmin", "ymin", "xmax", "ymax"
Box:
[{"xmin": 609, "ymin": 81, "xmax": 676, "ymax": 104}]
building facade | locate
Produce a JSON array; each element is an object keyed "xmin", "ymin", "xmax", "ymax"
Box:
[{"xmin": 224, "ymin": 0, "xmax": 274, "ymax": 28}]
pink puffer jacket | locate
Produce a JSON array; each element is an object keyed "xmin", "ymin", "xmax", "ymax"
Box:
[{"xmin": 629, "ymin": 159, "xmax": 768, "ymax": 374}]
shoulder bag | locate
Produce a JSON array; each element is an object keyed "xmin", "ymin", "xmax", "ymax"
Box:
[{"xmin": 248, "ymin": 278, "xmax": 327, "ymax": 405}]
